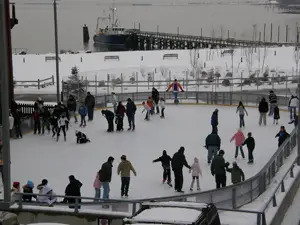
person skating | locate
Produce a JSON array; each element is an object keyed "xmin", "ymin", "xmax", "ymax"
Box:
[
  {"xmin": 99, "ymin": 156, "xmax": 114, "ymax": 200},
  {"xmin": 50, "ymin": 115, "xmax": 58, "ymax": 138},
  {"xmin": 226, "ymin": 161, "xmax": 245, "ymax": 185},
  {"xmin": 75, "ymin": 130, "xmax": 90, "ymax": 144},
  {"xmin": 142, "ymin": 101, "xmax": 151, "ymax": 121},
  {"xmin": 147, "ymin": 96, "xmax": 154, "ymax": 115},
  {"xmin": 78, "ymin": 103, "xmax": 88, "ymax": 127},
  {"xmin": 36, "ymin": 179, "xmax": 57, "ymax": 206},
  {"xmin": 13, "ymin": 107, "xmax": 23, "ymax": 139},
  {"xmin": 111, "ymin": 92, "xmax": 118, "ymax": 114},
  {"xmin": 153, "ymin": 150, "xmax": 172, "ymax": 186},
  {"xmin": 268, "ymin": 90, "xmax": 277, "ymax": 116},
  {"xmin": 211, "ymin": 150, "xmax": 229, "ymax": 189},
  {"xmin": 211, "ymin": 109, "xmax": 219, "ymax": 134},
  {"xmin": 171, "ymin": 147, "xmax": 191, "ymax": 193},
  {"xmin": 205, "ymin": 131, "xmax": 221, "ymax": 164},
  {"xmin": 67, "ymin": 95, "xmax": 78, "ymax": 123},
  {"xmin": 62, "ymin": 175, "xmax": 82, "ymax": 208},
  {"xmin": 152, "ymin": 87, "xmax": 160, "ymax": 114},
  {"xmin": 93, "ymin": 172, "xmax": 101, "ymax": 201},
  {"xmin": 288, "ymin": 94, "xmax": 299, "ymax": 122},
  {"xmin": 159, "ymin": 97, "xmax": 166, "ymax": 118},
  {"xmin": 58, "ymin": 102, "xmax": 69, "ymax": 124},
  {"xmin": 189, "ymin": 157, "xmax": 202, "ymax": 191},
  {"xmin": 166, "ymin": 79, "xmax": 184, "ymax": 104},
  {"xmin": 85, "ymin": 92, "xmax": 95, "ymax": 121},
  {"xmin": 57, "ymin": 114, "xmax": 68, "ymax": 142},
  {"xmin": 236, "ymin": 101, "xmax": 248, "ymax": 128},
  {"xmin": 230, "ymin": 129, "xmax": 246, "ymax": 159},
  {"xmin": 116, "ymin": 101, "xmax": 126, "ymax": 131},
  {"xmin": 126, "ymin": 98, "xmax": 137, "ymax": 131},
  {"xmin": 117, "ymin": 155, "xmax": 137, "ymax": 197},
  {"xmin": 258, "ymin": 97, "xmax": 269, "ymax": 126},
  {"xmin": 101, "ymin": 110, "xmax": 115, "ymax": 132},
  {"xmin": 33, "ymin": 108, "xmax": 41, "ymax": 135},
  {"xmin": 275, "ymin": 126, "xmax": 290, "ymax": 147},
  {"xmin": 22, "ymin": 180, "xmax": 36, "ymax": 202},
  {"xmin": 34, "ymin": 97, "xmax": 44, "ymax": 114},
  {"xmin": 242, "ymin": 132, "xmax": 255, "ymax": 164},
  {"xmin": 273, "ymin": 105, "xmax": 280, "ymax": 125},
  {"xmin": 42, "ymin": 107, "xmax": 51, "ymax": 134}
]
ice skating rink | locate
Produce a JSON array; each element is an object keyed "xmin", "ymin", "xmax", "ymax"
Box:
[{"xmin": 10, "ymin": 104, "xmax": 294, "ymax": 199}]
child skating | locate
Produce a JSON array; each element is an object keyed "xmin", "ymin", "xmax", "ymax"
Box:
[
  {"xmin": 236, "ymin": 101, "xmax": 248, "ymax": 128},
  {"xmin": 78, "ymin": 103, "xmax": 88, "ymax": 127},
  {"xmin": 189, "ymin": 157, "xmax": 202, "ymax": 191},
  {"xmin": 153, "ymin": 150, "xmax": 172, "ymax": 187},
  {"xmin": 57, "ymin": 114, "xmax": 68, "ymax": 142},
  {"xmin": 160, "ymin": 97, "xmax": 166, "ymax": 118},
  {"xmin": 142, "ymin": 101, "xmax": 151, "ymax": 121},
  {"xmin": 273, "ymin": 105, "xmax": 280, "ymax": 125},
  {"xmin": 242, "ymin": 132, "xmax": 255, "ymax": 164}
]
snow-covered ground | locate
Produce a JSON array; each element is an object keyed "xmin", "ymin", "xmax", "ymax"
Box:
[
  {"xmin": 13, "ymin": 47, "xmax": 300, "ymax": 95},
  {"xmin": 10, "ymin": 104, "xmax": 294, "ymax": 199}
]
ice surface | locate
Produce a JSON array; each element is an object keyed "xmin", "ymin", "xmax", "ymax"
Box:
[{"xmin": 10, "ymin": 104, "xmax": 294, "ymax": 200}]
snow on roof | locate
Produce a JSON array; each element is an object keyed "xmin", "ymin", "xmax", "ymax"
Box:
[
  {"xmin": 142, "ymin": 201, "xmax": 208, "ymax": 209},
  {"xmin": 131, "ymin": 207, "xmax": 201, "ymax": 224}
]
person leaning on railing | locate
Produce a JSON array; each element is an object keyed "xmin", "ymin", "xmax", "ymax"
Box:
[{"xmin": 275, "ymin": 126, "xmax": 290, "ymax": 147}]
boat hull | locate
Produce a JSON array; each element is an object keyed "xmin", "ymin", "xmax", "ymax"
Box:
[{"xmin": 93, "ymin": 34, "xmax": 130, "ymax": 46}]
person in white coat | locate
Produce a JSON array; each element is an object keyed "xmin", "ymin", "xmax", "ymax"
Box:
[
  {"xmin": 189, "ymin": 157, "xmax": 202, "ymax": 191},
  {"xmin": 57, "ymin": 114, "xmax": 68, "ymax": 142},
  {"xmin": 159, "ymin": 97, "xmax": 166, "ymax": 118},
  {"xmin": 288, "ymin": 95, "xmax": 299, "ymax": 122},
  {"xmin": 111, "ymin": 92, "xmax": 118, "ymax": 114},
  {"xmin": 36, "ymin": 179, "xmax": 57, "ymax": 206}
]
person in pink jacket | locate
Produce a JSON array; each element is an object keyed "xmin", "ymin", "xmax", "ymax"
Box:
[
  {"xmin": 189, "ymin": 157, "xmax": 202, "ymax": 191},
  {"xmin": 93, "ymin": 172, "xmax": 101, "ymax": 201},
  {"xmin": 230, "ymin": 129, "xmax": 245, "ymax": 159}
]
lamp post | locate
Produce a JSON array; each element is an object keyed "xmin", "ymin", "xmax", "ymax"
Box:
[{"xmin": 54, "ymin": 0, "xmax": 60, "ymax": 103}]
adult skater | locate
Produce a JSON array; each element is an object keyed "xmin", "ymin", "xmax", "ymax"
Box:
[
  {"xmin": 211, "ymin": 109, "xmax": 219, "ymax": 134},
  {"xmin": 36, "ymin": 179, "xmax": 57, "ymax": 206},
  {"xmin": 275, "ymin": 126, "xmax": 290, "ymax": 147},
  {"xmin": 57, "ymin": 114, "xmax": 68, "ymax": 142},
  {"xmin": 205, "ymin": 131, "xmax": 221, "ymax": 164},
  {"xmin": 126, "ymin": 98, "xmax": 137, "ymax": 131},
  {"xmin": 242, "ymin": 132, "xmax": 255, "ymax": 164},
  {"xmin": 116, "ymin": 102, "xmax": 126, "ymax": 131},
  {"xmin": 41, "ymin": 107, "xmax": 51, "ymax": 135},
  {"xmin": 166, "ymin": 79, "xmax": 184, "ymax": 104},
  {"xmin": 236, "ymin": 101, "xmax": 248, "ymax": 128},
  {"xmin": 268, "ymin": 90, "xmax": 277, "ymax": 116},
  {"xmin": 160, "ymin": 97, "xmax": 166, "ymax": 118},
  {"xmin": 99, "ymin": 156, "xmax": 114, "ymax": 200},
  {"xmin": 273, "ymin": 105, "xmax": 280, "ymax": 125},
  {"xmin": 171, "ymin": 147, "xmax": 191, "ymax": 193},
  {"xmin": 117, "ymin": 155, "xmax": 137, "ymax": 197},
  {"xmin": 111, "ymin": 92, "xmax": 118, "ymax": 113},
  {"xmin": 67, "ymin": 95, "xmax": 78, "ymax": 123},
  {"xmin": 211, "ymin": 150, "xmax": 229, "ymax": 189},
  {"xmin": 33, "ymin": 108, "xmax": 41, "ymax": 135},
  {"xmin": 13, "ymin": 107, "xmax": 23, "ymax": 139},
  {"xmin": 152, "ymin": 87, "xmax": 160, "ymax": 114},
  {"xmin": 288, "ymin": 94, "xmax": 299, "ymax": 122},
  {"xmin": 226, "ymin": 161, "xmax": 245, "ymax": 185},
  {"xmin": 85, "ymin": 92, "xmax": 95, "ymax": 121},
  {"xmin": 101, "ymin": 110, "xmax": 115, "ymax": 132},
  {"xmin": 62, "ymin": 175, "xmax": 83, "ymax": 208},
  {"xmin": 78, "ymin": 103, "xmax": 88, "ymax": 127},
  {"xmin": 230, "ymin": 129, "xmax": 246, "ymax": 159},
  {"xmin": 153, "ymin": 150, "xmax": 172, "ymax": 186},
  {"xmin": 258, "ymin": 97, "xmax": 268, "ymax": 126}
]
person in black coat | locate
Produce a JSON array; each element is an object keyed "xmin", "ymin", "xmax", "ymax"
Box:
[
  {"xmin": 41, "ymin": 107, "xmax": 51, "ymax": 134},
  {"xmin": 99, "ymin": 156, "xmax": 114, "ymax": 199},
  {"xmin": 153, "ymin": 150, "xmax": 172, "ymax": 186},
  {"xmin": 85, "ymin": 92, "xmax": 95, "ymax": 121},
  {"xmin": 205, "ymin": 131, "xmax": 221, "ymax": 163},
  {"xmin": 275, "ymin": 126, "xmax": 290, "ymax": 147},
  {"xmin": 13, "ymin": 107, "xmax": 23, "ymax": 139},
  {"xmin": 258, "ymin": 97, "xmax": 269, "ymax": 126},
  {"xmin": 211, "ymin": 109, "xmax": 219, "ymax": 134},
  {"xmin": 171, "ymin": 147, "xmax": 191, "ymax": 192},
  {"xmin": 211, "ymin": 150, "xmax": 230, "ymax": 189},
  {"xmin": 67, "ymin": 95, "xmax": 78, "ymax": 123},
  {"xmin": 152, "ymin": 87, "xmax": 160, "ymax": 114},
  {"xmin": 242, "ymin": 132, "xmax": 255, "ymax": 163},
  {"xmin": 63, "ymin": 175, "xmax": 82, "ymax": 208},
  {"xmin": 75, "ymin": 130, "xmax": 90, "ymax": 144},
  {"xmin": 101, "ymin": 110, "xmax": 115, "ymax": 132},
  {"xmin": 126, "ymin": 98, "xmax": 137, "ymax": 131}
]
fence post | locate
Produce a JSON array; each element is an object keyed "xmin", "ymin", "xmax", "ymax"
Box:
[
  {"xmin": 104, "ymin": 95, "xmax": 107, "ymax": 107},
  {"xmin": 240, "ymin": 72, "xmax": 243, "ymax": 92},
  {"xmin": 132, "ymin": 203, "xmax": 137, "ymax": 216},
  {"xmin": 52, "ymin": 75, "xmax": 54, "ymax": 85},
  {"xmin": 272, "ymin": 195, "xmax": 277, "ymax": 207},
  {"xmin": 18, "ymin": 194, "xmax": 23, "ymax": 209},
  {"xmin": 257, "ymin": 213, "xmax": 261, "ymax": 225},
  {"xmin": 196, "ymin": 92, "xmax": 199, "ymax": 104},
  {"xmin": 74, "ymin": 198, "xmax": 79, "ymax": 213},
  {"xmin": 262, "ymin": 213, "xmax": 267, "ymax": 225},
  {"xmin": 153, "ymin": 72, "xmax": 155, "ymax": 88},
  {"xmin": 281, "ymin": 181, "xmax": 285, "ymax": 192},
  {"xmin": 121, "ymin": 73, "xmax": 123, "ymax": 94},
  {"xmin": 290, "ymin": 165, "xmax": 294, "ymax": 178},
  {"xmin": 95, "ymin": 75, "xmax": 97, "ymax": 97},
  {"xmin": 107, "ymin": 74, "xmax": 110, "ymax": 95},
  {"xmin": 38, "ymin": 79, "xmax": 40, "ymax": 89},
  {"xmin": 136, "ymin": 72, "xmax": 138, "ymax": 93},
  {"xmin": 232, "ymin": 188, "xmax": 237, "ymax": 209}
]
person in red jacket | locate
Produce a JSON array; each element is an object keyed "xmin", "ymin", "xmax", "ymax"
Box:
[
  {"xmin": 116, "ymin": 101, "xmax": 126, "ymax": 131},
  {"xmin": 33, "ymin": 108, "xmax": 41, "ymax": 134},
  {"xmin": 166, "ymin": 79, "xmax": 184, "ymax": 104}
]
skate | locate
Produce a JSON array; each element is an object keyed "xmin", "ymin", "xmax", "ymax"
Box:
[
  {"xmin": 128, "ymin": 127, "xmax": 131, "ymax": 131},
  {"xmin": 167, "ymin": 182, "xmax": 173, "ymax": 187},
  {"xmin": 176, "ymin": 190, "xmax": 184, "ymax": 193},
  {"xmin": 197, "ymin": 187, "xmax": 201, "ymax": 191},
  {"xmin": 132, "ymin": 127, "xmax": 135, "ymax": 131}
]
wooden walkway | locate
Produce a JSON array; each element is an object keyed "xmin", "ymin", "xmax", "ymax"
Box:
[{"xmin": 126, "ymin": 29, "xmax": 299, "ymax": 50}]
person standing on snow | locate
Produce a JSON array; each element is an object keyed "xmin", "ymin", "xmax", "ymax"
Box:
[
  {"xmin": 171, "ymin": 146, "xmax": 191, "ymax": 193},
  {"xmin": 211, "ymin": 109, "xmax": 219, "ymax": 134},
  {"xmin": 268, "ymin": 90, "xmax": 277, "ymax": 116},
  {"xmin": 116, "ymin": 102, "xmax": 126, "ymax": 131},
  {"xmin": 230, "ymin": 129, "xmax": 246, "ymax": 159},
  {"xmin": 211, "ymin": 150, "xmax": 229, "ymax": 189},
  {"xmin": 166, "ymin": 79, "xmax": 184, "ymax": 104},
  {"xmin": 236, "ymin": 101, "xmax": 248, "ymax": 128},
  {"xmin": 85, "ymin": 92, "xmax": 95, "ymax": 121},
  {"xmin": 275, "ymin": 126, "xmax": 290, "ymax": 147},
  {"xmin": 111, "ymin": 92, "xmax": 118, "ymax": 114},
  {"xmin": 152, "ymin": 87, "xmax": 160, "ymax": 114},
  {"xmin": 288, "ymin": 94, "xmax": 299, "ymax": 122},
  {"xmin": 226, "ymin": 161, "xmax": 245, "ymax": 185},
  {"xmin": 99, "ymin": 156, "xmax": 114, "ymax": 199},
  {"xmin": 117, "ymin": 155, "xmax": 137, "ymax": 197},
  {"xmin": 62, "ymin": 175, "xmax": 83, "ymax": 208},
  {"xmin": 67, "ymin": 95, "xmax": 78, "ymax": 123},
  {"xmin": 101, "ymin": 110, "xmax": 115, "ymax": 132},
  {"xmin": 189, "ymin": 157, "xmax": 202, "ymax": 191},
  {"xmin": 258, "ymin": 97, "xmax": 268, "ymax": 126},
  {"xmin": 153, "ymin": 150, "xmax": 172, "ymax": 186},
  {"xmin": 126, "ymin": 98, "xmax": 137, "ymax": 131},
  {"xmin": 205, "ymin": 131, "xmax": 221, "ymax": 164}
]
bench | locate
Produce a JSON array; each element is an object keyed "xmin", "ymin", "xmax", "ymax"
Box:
[
  {"xmin": 163, "ymin": 53, "xmax": 178, "ymax": 60},
  {"xmin": 45, "ymin": 56, "xmax": 61, "ymax": 62},
  {"xmin": 104, "ymin": 55, "xmax": 120, "ymax": 61}
]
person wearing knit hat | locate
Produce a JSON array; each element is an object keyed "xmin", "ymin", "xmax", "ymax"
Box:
[
  {"xmin": 23, "ymin": 180, "xmax": 36, "ymax": 202},
  {"xmin": 117, "ymin": 155, "xmax": 136, "ymax": 197},
  {"xmin": 211, "ymin": 150, "xmax": 230, "ymax": 189},
  {"xmin": 11, "ymin": 181, "xmax": 20, "ymax": 202}
]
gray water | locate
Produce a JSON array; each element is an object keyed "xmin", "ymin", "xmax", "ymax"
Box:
[{"xmin": 11, "ymin": 0, "xmax": 300, "ymax": 53}]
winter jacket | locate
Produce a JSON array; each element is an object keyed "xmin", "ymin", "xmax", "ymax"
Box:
[
  {"xmin": 236, "ymin": 106, "xmax": 248, "ymax": 116},
  {"xmin": 153, "ymin": 153, "xmax": 172, "ymax": 169},
  {"xmin": 142, "ymin": 104, "xmax": 151, "ymax": 113},
  {"xmin": 116, "ymin": 104, "xmax": 126, "ymax": 116},
  {"xmin": 167, "ymin": 82, "xmax": 183, "ymax": 92},
  {"xmin": 159, "ymin": 100, "xmax": 166, "ymax": 109},
  {"xmin": 117, "ymin": 160, "xmax": 137, "ymax": 177},
  {"xmin": 227, "ymin": 165, "xmax": 245, "ymax": 184},
  {"xmin": 152, "ymin": 88, "xmax": 160, "ymax": 102},
  {"xmin": 22, "ymin": 185, "xmax": 36, "ymax": 202},
  {"xmin": 93, "ymin": 173, "xmax": 101, "ymax": 189},
  {"xmin": 43, "ymin": 109, "xmax": 51, "ymax": 120},
  {"xmin": 289, "ymin": 95, "xmax": 299, "ymax": 107},
  {"xmin": 126, "ymin": 102, "xmax": 137, "ymax": 116},
  {"xmin": 205, "ymin": 133, "xmax": 221, "ymax": 148},
  {"xmin": 9, "ymin": 115, "xmax": 14, "ymax": 130},
  {"xmin": 269, "ymin": 93, "xmax": 277, "ymax": 104},
  {"xmin": 52, "ymin": 106, "xmax": 62, "ymax": 118},
  {"xmin": 11, "ymin": 187, "xmax": 20, "ymax": 202},
  {"xmin": 13, "ymin": 110, "xmax": 22, "ymax": 126},
  {"xmin": 275, "ymin": 130, "xmax": 290, "ymax": 147},
  {"xmin": 63, "ymin": 179, "xmax": 82, "ymax": 203},
  {"xmin": 33, "ymin": 111, "xmax": 39, "ymax": 121},
  {"xmin": 34, "ymin": 100, "xmax": 44, "ymax": 113},
  {"xmin": 67, "ymin": 98, "xmax": 77, "ymax": 111},
  {"xmin": 258, "ymin": 99, "xmax": 269, "ymax": 113},
  {"xmin": 147, "ymin": 99, "xmax": 153, "ymax": 108},
  {"xmin": 58, "ymin": 117, "xmax": 68, "ymax": 127},
  {"xmin": 36, "ymin": 184, "xmax": 57, "ymax": 205},
  {"xmin": 78, "ymin": 106, "xmax": 88, "ymax": 116},
  {"xmin": 242, "ymin": 137, "xmax": 255, "ymax": 151},
  {"xmin": 112, "ymin": 95, "xmax": 118, "ymax": 106},
  {"xmin": 274, "ymin": 106, "xmax": 280, "ymax": 120},
  {"xmin": 102, "ymin": 110, "xmax": 114, "ymax": 120},
  {"xmin": 211, "ymin": 154, "xmax": 228, "ymax": 176},
  {"xmin": 211, "ymin": 111, "xmax": 218, "ymax": 126},
  {"xmin": 230, "ymin": 131, "xmax": 245, "ymax": 147},
  {"xmin": 190, "ymin": 157, "xmax": 202, "ymax": 177},
  {"xmin": 171, "ymin": 149, "xmax": 191, "ymax": 171},
  {"xmin": 99, "ymin": 161, "xmax": 113, "ymax": 182},
  {"xmin": 85, "ymin": 94, "xmax": 95, "ymax": 108}
]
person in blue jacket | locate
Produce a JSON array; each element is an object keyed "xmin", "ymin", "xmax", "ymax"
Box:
[{"xmin": 78, "ymin": 103, "xmax": 88, "ymax": 127}]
